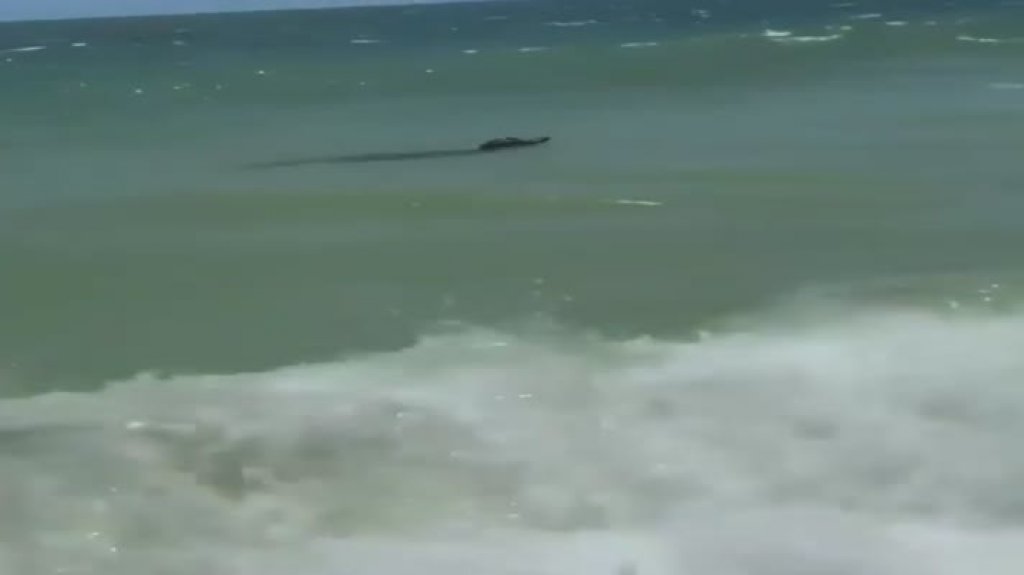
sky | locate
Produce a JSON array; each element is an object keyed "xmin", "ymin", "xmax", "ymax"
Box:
[{"xmin": 0, "ymin": 0, "xmax": 445, "ymax": 22}]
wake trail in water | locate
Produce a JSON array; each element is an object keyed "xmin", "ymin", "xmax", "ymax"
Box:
[{"xmin": 244, "ymin": 148, "xmax": 484, "ymax": 168}]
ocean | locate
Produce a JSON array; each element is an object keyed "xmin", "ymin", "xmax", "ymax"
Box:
[{"xmin": 2, "ymin": 0, "xmax": 1024, "ymax": 573}]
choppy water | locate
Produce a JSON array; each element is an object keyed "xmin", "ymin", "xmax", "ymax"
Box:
[{"xmin": 2, "ymin": 0, "xmax": 1024, "ymax": 573}]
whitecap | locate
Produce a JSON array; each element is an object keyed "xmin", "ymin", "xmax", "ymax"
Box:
[
  {"xmin": 611, "ymin": 199, "xmax": 662, "ymax": 206},
  {"xmin": 772, "ymin": 34, "xmax": 844, "ymax": 44},
  {"xmin": 957, "ymin": 35, "xmax": 1023, "ymax": 44},
  {"xmin": 517, "ymin": 46, "xmax": 549, "ymax": 53},
  {"xmin": 71, "ymin": 42, "xmax": 89, "ymax": 48},
  {"xmin": 763, "ymin": 29, "xmax": 793, "ymax": 38},
  {"xmin": 1, "ymin": 45, "xmax": 46, "ymax": 53},
  {"xmin": 350, "ymin": 38, "xmax": 382, "ymax": 45},
  {"xmin": 544, "ymin": 20, "xmax": 599, "ymax": 28},
  {"xmin": 620, "ymin": 42, "xmax": 659, "ymax": 49},
  {"xmin": 849, "ymin": 12, "xmax": 883, "ymax": 19}
]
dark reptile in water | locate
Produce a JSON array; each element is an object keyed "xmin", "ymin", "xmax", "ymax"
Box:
[{"xmin": 246, "ymin": 136, "xmax": 551, "ymax": 169}]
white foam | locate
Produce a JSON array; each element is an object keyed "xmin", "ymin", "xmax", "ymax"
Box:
[
  {"xmin": 71, "ymin": 42, "xmax": 88, "ymax": 48},
  {"xmin": 763, "ymin": 29, "xmax": 793, "ymax": 38},
  {"xmin": 957, "ymin": 35, "xmax": 1001, "ymax": 44},
  {"xmin": 990, "ymin": 82, "xmax": 1024, "ymax": 90},
  {"xmin": 771, "ymin": 34, "xmax": 844, "ymax": 44},
  {"xmin": 611, "ymin": 199, "xmax": 662, "ymax": 206},
  {"xmin": 885, "ymin": 20, "xmax": 909, "ymax": 26},
  {"xmin": 620, "ymin": 42, "xmax": 659, "ymax": 49},
  {"xmin": 462, "ymin": 49, "xmax": 479, "ymax": 55},
  {"xmin": 544, "ymin": 20, "xmax": 599, "ymax": 27},
  {"xmin": 6, "ymin": 307, "xmax": 1024, "ymax": 573},
  {"xmin": 850, "ymin": 12, "xmax": 883, "ymax": 19},
  {"xmin": 1, "ymin": 45, "xmax": 46, "ymax": 53},
  {"xmin": 957, "ymin": 35, "xmax": 1023, "ymax": 44},
  {"xmin": 350, "ymin": 38, "xmax": 382, "ymax": 45},
  {"xmin": 517, "ymin": 46, "xmax": 549, "ymax": 53}
]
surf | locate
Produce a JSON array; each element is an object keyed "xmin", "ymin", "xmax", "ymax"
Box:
[{"xmin": 4, "ymin": 303, "xmax": 1024, "ymax": 574}]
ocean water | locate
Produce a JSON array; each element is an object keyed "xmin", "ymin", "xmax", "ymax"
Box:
[{"xmin": 3, "ymin": 0, "xmax": 1024, "ymax": 573}]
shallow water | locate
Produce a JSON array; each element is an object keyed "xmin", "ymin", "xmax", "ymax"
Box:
[{"xmin": 2, "ymin": 0, "xmax": 1024, "ymax": 573}]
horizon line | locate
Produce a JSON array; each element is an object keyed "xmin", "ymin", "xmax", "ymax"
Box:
[{"xmin": 0, "ymin": 0, "xmax": 501, "ymax": 25}]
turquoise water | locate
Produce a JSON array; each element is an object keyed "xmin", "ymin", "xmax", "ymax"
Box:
[{"xmin": 3, "ymin": 1, "xmax": 1024, "ymax": 573}]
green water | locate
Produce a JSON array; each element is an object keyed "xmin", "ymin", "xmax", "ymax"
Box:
[
  {"xmin": 5, "ymin": 3, "xmax": 1024, "ymax": 574},
  {"xmin": 3, "ymin": 5, "xmax": 1024, "ymax": 387}
]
